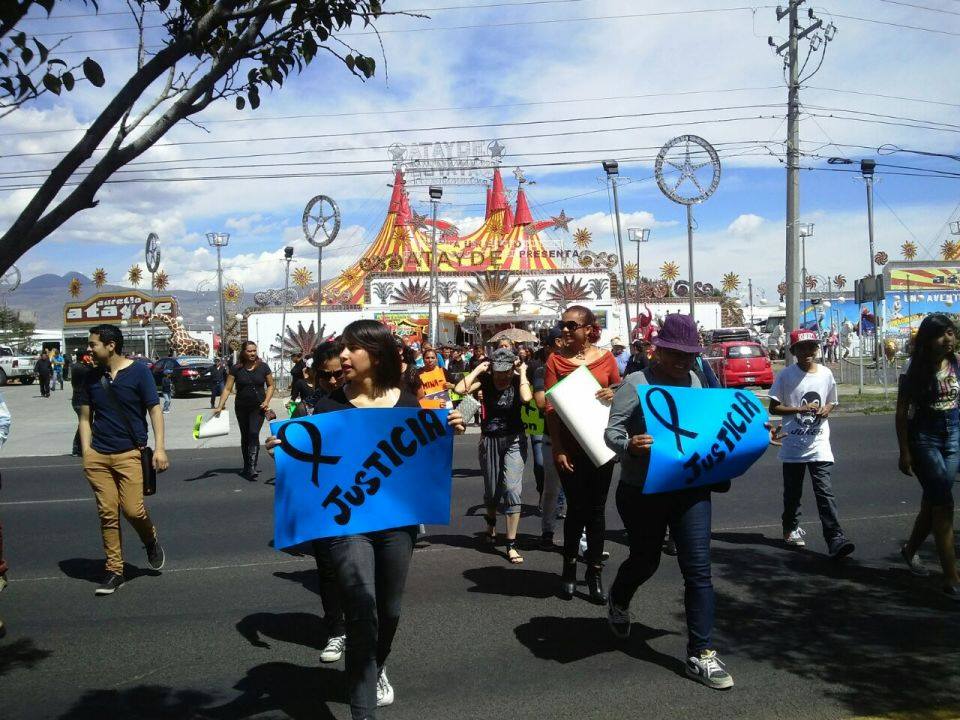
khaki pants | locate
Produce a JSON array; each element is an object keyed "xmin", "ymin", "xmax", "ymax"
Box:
[{"xmin": 84, "ymin": 448, "xmax": 156, "ymax": 575}]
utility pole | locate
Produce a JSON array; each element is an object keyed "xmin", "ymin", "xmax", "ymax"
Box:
[
  {"xmin": 771, "ymin": 2, "xmax": 837, "ymax": 364},
  {"xmin": 603, "ymin": 160, "xmax": 633, "ymax": 341},
  {"xmin": 748, "ymin": 278, "xmax": 755, "ymax": 328},
  {"xmin": 428, "ymin": 185, "xmax": 442, "ymax": 345}
]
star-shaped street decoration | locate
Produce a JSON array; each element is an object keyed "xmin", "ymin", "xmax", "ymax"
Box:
[
  {"xmin": 488, "ymin": 139, "xmax": 506, "ymax": 161},
  {"xmin": 410, "ymin": 211, "xmax": 428, "ymax": 232},
  {"xmin": 551, "ymin": 210, "xmax": 572, "ymax": 232},
  {"xmin": 388, "ymin": 143, "xmax": 407, "ymax": 162},
  {"xmin": 513, "ymin": 167, "xmax": 526, "ymax": 184}
]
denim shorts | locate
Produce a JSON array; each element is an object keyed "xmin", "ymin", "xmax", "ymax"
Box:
[{"xmin": 909, "ymin": 408, "xmax": 960, "ymax": 507}]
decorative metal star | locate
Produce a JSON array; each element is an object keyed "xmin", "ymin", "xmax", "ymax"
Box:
[
  {"xmin": 488, "ymin": 140, "xmax": 506, "ymax": 161},
  {"xmin": 388, "ymin": 143, "xmax": 407, "ymax": 161},
  {"xmin": 513, "ymin": 167, "xmax": 526, "ymax": 184},
  {"xmin": 410, "ymin": 211, "xmax": 428, "ymax": 232},
  {"xmin": 551, "ymin": 210, "xmax": 572, "ymax": 232},
  {"xmin": 665, "ymin": 141, "xmax": 712, "ymax": 197}
]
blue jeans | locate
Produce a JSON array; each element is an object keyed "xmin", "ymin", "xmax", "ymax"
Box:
[
  {"xmin": 161, "ymin": 392, "xmax": 171, "ymax": 412},
  {"xmin": 326, "ymin": 526, "xmax": 416, "ymax": 720},
  {"xmin": 610, "ymin": 482, "xmax": 715, "ymax": 655},
  {"xmin": 909, "ymin": 409, "xmax": 960, "ymax": 507},
  {"xmin": 782, "ymin": 462, "xmax": 843, "ymax": 541}
]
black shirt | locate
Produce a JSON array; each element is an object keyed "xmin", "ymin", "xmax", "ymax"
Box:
[
  {"xmin": 80, "ymin": 361, "xmax": 159, "ymax": 453},
  {"xmin": 478, "ymin": 373, "xmax": 524, "ymax": 437},
  {"xmin": 230, "ymin": 361, "xmax": 271, "ymax": 407},
  {"xmin": 35, "ymin": 356, "xmax": 51, "ymax": 378},
  {"xmin": 71, "ymin": 362, "xmax": 90, "ymax": 402},
  {"xmin": 327, "ymin": 386, "xmax": 421, "ymax": 411}
]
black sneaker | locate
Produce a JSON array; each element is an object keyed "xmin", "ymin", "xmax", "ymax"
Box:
[
  {"xmin": 95, "ymin": 572, "xmax": 124, "ymax": 596},
  {"xmin": 828, "ymin": 535, "xmax": 855, "ymax": 559},
  {"xmin": 607, "ymin": 596, "xmax": 631, "ymax": 640},
  {"xmin": 540, "ymin": 532, "xmax": 555, "ymax": 550},
  {"xmin": 662, "ymin": 537, "xmax": 678, "ymax": 556},
  {"xmin": 146, "ymin": 539, "xmax": 165, "ymax": 570},
  {"xmin": 942, "ymin": 585, "xmax": 960, "ymax": 602}
]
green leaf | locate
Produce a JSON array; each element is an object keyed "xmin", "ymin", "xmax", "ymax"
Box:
[
  {"xmin": 11, "ymin": 32, "xmax": 26, "ymax": 49},
  {"xmin": 47, "ymin": 58, "xmax": 67, "ymax": 67},
  {"xmin": 248, "ymin": 88, "xmax": 260, "ymax": 110},
  {"xmin": 62, "ymin": 71, "xmax": 74, "ymax": 92},
  {"xmin": 42, "ymin": 73, "xmax": 61, "ymax": 95},
  {"xmin": 235, "ymin": 95, "xmax": 245, "ymax": 110},
  {"xmin": 82, "ymin": 57, "xmax": 105, "ymax": 87},
  {"xmin": 345, "ymin": 53, "xmax": 355, "ymax": 71},
  {"xmin": 33, "ymin": 38, "xmax": 49, "ymax": 64},
  {"xmin": 20, "ymin": 47, "xmax": 33, "ymax": 65}
]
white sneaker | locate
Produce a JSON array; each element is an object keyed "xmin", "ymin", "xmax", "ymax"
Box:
[
  {"xmin": 319, "ymin": 634, "xmax": 345, "ymax": 663},
  {"xmin": 686, "ymin": 650, "xmax": 734, "ymax": 690},
  {"xmin": 783, "ymin": 527, "xmax": 806, "ymax": 547},
  {"xmin": 376, "ymin": 667, "xmax": 394, "ymax": 707}
]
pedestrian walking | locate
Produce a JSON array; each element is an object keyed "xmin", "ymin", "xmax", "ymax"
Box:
[
  {"xmin": 53, "ymin": 350, "xmax": 65, "ymax": 390},
  {"xmin": 266, "ymin": 320, "xmax": 465, "ymax": 719},
  {"xmin": 78, "ymin": 324, "xmax": 168, "ymax": 596},
  {"xmin": 604, "ymin": 313, "xmax": 734, "ymax": 690},
  {"xmin": 214, "ymin": 341, "xmax": 274, "ymax": 480},
  {"xmin": 289, "ymin": 352, "xmax": 306, "ymax": 402},
  {"xmin": 544, "ymin": 305, "xmax": 620, "ymax": 603},
  {"xmin": 896, "ymin": 314, "xmax": 960, "ymax": 599},
  {"xmin": 769, "ymin": 329, "xmax": 855, "ymax": 558},
  {"xmin": 455, "ymin": 348, "xmax": 533, "ymax": 564},
  {"xmin": 71, "ymin": 353, "xmax": 93, "ymax": 456},
  {"xmin": 210, "ymin": 357, "xmax": 226, "ymax": 409},
  {"xmin": 532, "ymin": 327, "xmax": 565, "ymax": 548},
  {"xmin": 161, "ymin": 369, "xmax": 173, "ymax": 414},
  {"xmin": 34, "ymin": 353, "xmax": 51, "ymax": 398}
]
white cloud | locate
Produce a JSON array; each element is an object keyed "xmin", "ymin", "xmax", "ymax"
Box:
[{"xmin": 727, "ymin": 214, "xmax": 766, "ymax": 237}]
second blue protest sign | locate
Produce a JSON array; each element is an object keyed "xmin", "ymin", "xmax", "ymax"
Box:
[
  {"xmin": 639, "ymin": 386, "xmax": 770, "ymax": 494},
  {"xmin": 271, "ymin": 407, "xmax": 454, "ymax": 548}
]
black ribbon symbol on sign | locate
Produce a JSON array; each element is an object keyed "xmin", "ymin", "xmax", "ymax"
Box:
[
  {"xmin": 644, "ymin": 387, "xmax": 699, "ymax": 453},
  {"xmin": 276, "ymin": 420, "xmax": 342, "ymax": 488}
]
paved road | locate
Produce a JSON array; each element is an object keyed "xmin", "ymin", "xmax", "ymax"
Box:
[{"xmin": 1, "ymin": 415, "xmax": 958, "ymax": 720}]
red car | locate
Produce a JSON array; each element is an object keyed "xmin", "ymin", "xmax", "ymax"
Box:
[{"xmin": 708, "ymin": 341, "xmax": 774, "ymax": 389}]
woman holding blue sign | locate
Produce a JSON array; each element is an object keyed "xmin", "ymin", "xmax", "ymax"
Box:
[
  {"xmin": 268, "ymin": 320, "xmax": 465, "ymax": 719},
  {"xmin": 896, "ymin": 314, "xmax": 960, "ymax": 599},
  {"xmin": 603, "ymin": 314, "xmax": 734, "ymax": 691}
]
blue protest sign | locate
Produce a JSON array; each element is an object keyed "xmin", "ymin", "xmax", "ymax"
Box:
[
  {"xmin": 270, "ymin": 407, "xmax": 453, "ymax": 548},
  {"xmin": 639, "ymin": 386, "xmax": 769, "ymax": 494}
]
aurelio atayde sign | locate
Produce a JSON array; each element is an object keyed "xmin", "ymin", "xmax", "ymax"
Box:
[{"xmin": 64, "ymin": 291, "xmax": 177, "ymax": 326}]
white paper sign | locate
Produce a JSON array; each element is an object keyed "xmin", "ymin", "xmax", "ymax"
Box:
[
  {"xmin": 545, "ymin": 364, "xmax": 615, "ymax": 467},
  {"xmin": 194, "ymin": 411, "xmax": 230, "ymax": 440}
]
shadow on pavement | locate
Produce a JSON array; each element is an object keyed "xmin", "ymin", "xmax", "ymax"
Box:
[
  {"xmin": 58, "ymin": 558, "xmax": 158, "ymax": 584},
  {"xmin": 514, "ymin": 616, "xmax": 682, "ymax": 676},
  {"xmin": 710, "ymin": 535, "xmax": 960, "ymax": 716},
  {"xmin": 0, "ymin": 637, "xmax": 52, "ymax": 677},
  {"xmin": 57, "ymin": 685, "xmax": 213, "ymax": 719},
  {"xmin": 236, "ymin": 612, "xmax": 325, "ymax": 651},
  {"xmin": 201, "ymin": 662, "xmax": 343, "ymax": 720},
  {"xmin": 273, "ymin": 568, "xmax": 319, "ymax": 594},
  {"xmin": 463, "ymin": 565, "xmax": 561, "ymax": 599},
  {"xmin": 183, "ymin": 468, "xmax": 243, "ymax": 482}
]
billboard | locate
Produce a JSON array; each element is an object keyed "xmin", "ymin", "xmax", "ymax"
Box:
[{"xmin": 64, "ymin": 291, "xmax": 176, "ymax": 326}]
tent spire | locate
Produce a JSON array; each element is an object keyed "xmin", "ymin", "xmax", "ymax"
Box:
[{"xmin": 514, "ymin": 187, "xmax": 533, "ymax": 226}]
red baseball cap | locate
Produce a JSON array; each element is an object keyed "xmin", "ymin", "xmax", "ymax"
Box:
[{"xmin": 789, "ymin": 329, "xmax": 819, "ymax": 348}]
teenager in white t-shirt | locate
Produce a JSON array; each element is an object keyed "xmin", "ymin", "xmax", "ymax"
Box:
[{"xmin": 769, "ymin": 329, "xmax": 855, "ymax": 559}]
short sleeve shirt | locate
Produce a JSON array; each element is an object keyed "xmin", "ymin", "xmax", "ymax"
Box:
[
  {"xmin": 81, "ymin": 361, "xmax": 159, "ymax": 453},
  {"xmin": 769, "ymin": 364, "xmax": 839, "ymax": 463},
  {"xmin": 478, "ymin": 373, "xmax": 524, "ymax": 437},
  {"xmin": 230, "ymin": 362, "xmax": 272, "ymax": 406}
]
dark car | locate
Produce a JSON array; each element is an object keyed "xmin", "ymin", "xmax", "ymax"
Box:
[{"xmin": 151, "ymin": 356, "xmax": 214, "ymax": 397}]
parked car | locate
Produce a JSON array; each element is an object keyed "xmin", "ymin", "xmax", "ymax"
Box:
[
  {"xmin": 151, "ymin": 356, "xmax": 214, "ymax": 397},
  {"xmin": 707, "ymin": 340, "xmax": 774, "ymax": 389},
  {"xmin": 0, "ymin": 345, "xmax": 37, "ymax": 386}
]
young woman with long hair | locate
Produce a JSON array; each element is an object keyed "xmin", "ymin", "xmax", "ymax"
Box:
[
  {"xmin": 896, "ymin": 313, "xmax": 960, "ymax": 599},
  {"xmin": 268, "ymin": 320, "xmax": 464, "ymax": 718},
  {"xmin": 544, "ymin": 305, "xmax": 620, "ymax": 603},
  {"xmin": 214, "ymin": 341, "xmax": 274, "ymax": 480}
]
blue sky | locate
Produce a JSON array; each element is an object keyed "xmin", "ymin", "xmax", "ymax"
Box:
[{"xmin": 2, "ymin": 0, "xmax": 960, "ymax": 302}]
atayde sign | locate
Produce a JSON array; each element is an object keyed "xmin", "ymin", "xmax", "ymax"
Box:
[
  {"xmin": 64, "ymin": 291, "xmax": 177, "ymax": 326},
  {"xmin": 388, "ymin": 139, "xmax": 505, "ymax": 186}
]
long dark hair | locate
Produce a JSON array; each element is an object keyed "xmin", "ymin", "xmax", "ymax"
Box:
[
  {"xmin": 341, "ymin": 320, "xmax": 402, "ymax": 391},
  {"xmin": 236, "ymin": 340, "xmax": 259, "ymax": 370},
  {"xmin": 564, "ymin": 304, "xmax": 601, "ymax": 344},
  {"xmin": 902, "ymin": 313, "xmax": 958, "ymax": 405}
]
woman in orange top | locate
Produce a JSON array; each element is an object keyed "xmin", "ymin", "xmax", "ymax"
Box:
[{"xmin": 544, "ymin": 305, "xmax": 620, "ymax": 603}]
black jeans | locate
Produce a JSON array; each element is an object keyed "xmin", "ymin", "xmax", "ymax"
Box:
[
  {"xmin": 312, "ymin": 539, "xmax": 345, "ymax": 638},
  {"xmin": 235, "ymin": 402, "xmax": 265, "ymax": 470},
  {"xmin": 782, "ymin": 462, "xmax": 843, "ymax": 541},
  {"xmin": 327, "ymin": 526, "xmax": 416, "ymax": 720},
  {"xmin": 557, "ymin": 453, "xmax": 614, "ymax": 564},
  {"xmin": 610, "ymin": 482, "xmax": 715, "ymax": 655},
  {"xmin": 39, "ymin": 375, "xmax": 50, "ymax": 397},
  {"xmin": 71, "ymin": 400, "xmax": 82, "ymax": 455}
]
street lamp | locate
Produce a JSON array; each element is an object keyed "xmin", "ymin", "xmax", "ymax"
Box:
[
  {"xmin": 206, "ymin": 315, "xmax": 215, "ymax": 356},
  {"xmin": 428, "ymin": 185, "xmax": 442, "ymax": 345},
  {"xmin": 799, "ymin": 222, "xmax": 814, "ymax": 328},
  {"xmin": 206, "ymin": 231, "xmax": 230, "ymax": 359},
  {"xmin": 279, "ymin": 246, "xmax": 294, "ymax": 386},
  {"xmin": 627, "ymin": 227, "xmax": 651, "ymax": 309},
  {"xmin": 603, "ymin": 160, "xmax": 633, "ymax": 340},
  {"xmin": 861, "ymin": 159, "xmax": 881, "ymax": 365}
]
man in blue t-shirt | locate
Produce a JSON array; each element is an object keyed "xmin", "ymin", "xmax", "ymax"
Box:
[{"xmin": 78, "ymin": 324, "xmax": 169, "ymax": 596}]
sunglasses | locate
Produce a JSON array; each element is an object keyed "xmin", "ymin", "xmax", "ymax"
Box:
[
  {"xmin": 559, "ymin": 320, "xmax": 589, "ymax": 332},
  {"xmin": 317, "ymin": 369, "xmax": 344, "ymax": 380}
]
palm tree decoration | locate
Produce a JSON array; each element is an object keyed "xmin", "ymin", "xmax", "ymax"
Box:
[
  {"xmin": 588, "ymin": 277, "xmax": 609, "ymax": 300},
  {"xmin": 573, "ymin": 228, "xmax": 592, "ymax": 249},
  {"xmin": 68, "ymin": 277, "xmax": 82, "ymax": 298},
  {"xmin": 874, "ymin": 250, "xmax": 889, "ymax": 266},
  {"xmin": 901, "ymin": 241, "xmax": 917, "ymax": 261},
  {"xmin": 465, "ymin": 271, "xmax": 520, "ymax": 302},
  {"xmin": 223, "ymin": 282, "xmax": 242, "ymax": 304},
  {"xmin": 92, "ymin": 268, "xmax": 107, "ymax": 288},
  {"xmin": 292, "ymin": 267, "xmax": 313, "ymax": 288},
  {"xmin": 624, "ymin": 262, "xmax": 638, "ymax": 282},
  {"xmin": 660, "ymin": 261, "xmax": 680, "ymax": 283},
  {"xmin": 390, "ymin": 279, "xmax": 432, "ymax": 305},
  {"xmin": 721, "ymin": 272, "xmax": 740, "ymax": 293},
  {"xmin": 438, "ymin": 281, "xmax": 457, "ymax": 303},
  {"xmin": 127, "ymin": 264, "xmax": 143, "ymax": 287},
  {"xmin": 372, "ymin": 282, "xmax": 394, "ymax": 304},
  {"xmin": 270, "ymin": 320, "xmax": 322, "ymax": 359},
  {"xmin": 548, "ymin": 276, "xmax": 591, "ymax": 305},
  {"xmin": 833, "ymin": 274, "xmax": 846, "ymax": 289},
  {"xmin": 525, "ymin": 279, "xmax": 546, "ymax": 300},
  {"xmin": 942, "ymin": 240, "xmax": 959, "ymax": 261},
  {"xmin": 152, "ymin": 270, "xmax": 169, "ymax": 291}
]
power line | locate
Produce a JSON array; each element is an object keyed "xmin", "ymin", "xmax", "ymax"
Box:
[
  {"xmin": 802, "ymin": 104, "xmax": 960, "ymax": 130},
  {"xmin": 871, "ymin": 0, "xmax": 960, "ymax": 15},
  {"xmin": 804, "ymin": 85, "xmax": 960, "ymax": 109},
  {"xmin": 822, "ymin": 11, "xmax": 960, "ymax": 36},
  {"xmin": 806, "ymin": 112, "xmax": 960, "ymax": 134}
]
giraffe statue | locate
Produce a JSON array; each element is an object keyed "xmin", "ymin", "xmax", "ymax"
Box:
[{"xmin": 143, "ymin": 313, "xmax": 210, "ymax": 356}]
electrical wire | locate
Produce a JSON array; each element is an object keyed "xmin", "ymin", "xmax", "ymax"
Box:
[
  {"xmin": 820, "ymin": 11, "xmax": 960, "ymax": 36},
  {"xmin": 804, "ymin": 85, "xmax": 960, "ymax": 110}
]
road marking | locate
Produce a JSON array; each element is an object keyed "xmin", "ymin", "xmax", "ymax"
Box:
[
  {"xmin": 0, "ymin": 497, "xmax": 90, "ymax": 506},
  {"xmin": 10, "ymin": 556, "xmax": 311, "ymax": 583}
]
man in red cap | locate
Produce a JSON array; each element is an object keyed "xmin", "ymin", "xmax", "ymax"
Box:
[{"xmin": 769, "ymin": 329, "xmax": 854, "ymax": 558}]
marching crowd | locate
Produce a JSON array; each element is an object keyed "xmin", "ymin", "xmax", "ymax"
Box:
[{"xmin": 0, "ymin": 307, "xmax": 958, "ymax": 719}]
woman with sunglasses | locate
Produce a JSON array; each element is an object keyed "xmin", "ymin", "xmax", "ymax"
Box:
[
  {"xmin": 268, "ymin": 320, "xmax": 465, "ymax": 719},
  {"xmin": 214, "ymin": 340, "xmax": 274, "ymax": 480},
  {"xmin": 544, "ymin": 305, "xmax": 620, "ymax": 603}
]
